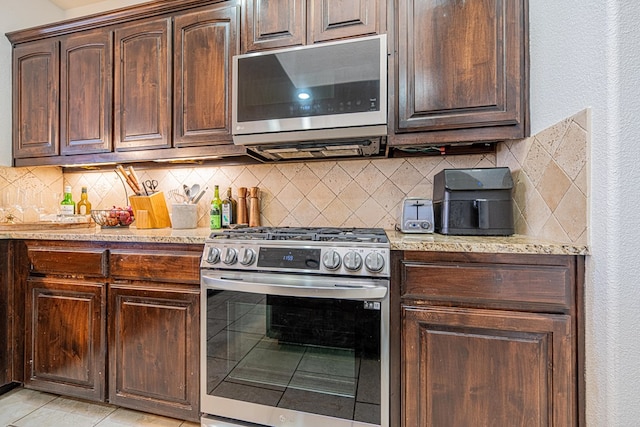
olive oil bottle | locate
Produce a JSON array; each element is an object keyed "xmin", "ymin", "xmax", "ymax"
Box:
[
  {"xmin": 76, "ymin": 186, "xmax": 92, "ymax": 215},
  {"xmin": 221, "ymin": 187, "xmax": 237, "ymax": 228}
]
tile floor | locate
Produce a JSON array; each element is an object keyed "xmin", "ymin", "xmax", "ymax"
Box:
[{"xmin": 0, "ymin": 387, "xmax": 200, "ymax": 427}]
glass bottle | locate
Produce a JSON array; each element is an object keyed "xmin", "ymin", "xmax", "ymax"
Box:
[
  {"xmin": 60, "ymin": 185, "xmax": 75, "ymax": 216},
  {"xmin": 76, "ymin": 186, "xmax": 92, "ymax": 215},
  {"xmin": 210, "ymin": 185, "xmax": 222, "ymax": 230},
  {"xmin": 221, "ymin": 187, "xmax": 237, "ymax": 228}
]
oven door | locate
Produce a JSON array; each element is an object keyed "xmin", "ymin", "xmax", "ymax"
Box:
[{"xmin": 201, "ymin": 270, "xmax": 389, "ymax": 427}]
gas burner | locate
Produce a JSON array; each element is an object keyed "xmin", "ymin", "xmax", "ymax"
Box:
[{"xmin": 208, "ymin": 227, "xmax": 388, "ymax": 243}]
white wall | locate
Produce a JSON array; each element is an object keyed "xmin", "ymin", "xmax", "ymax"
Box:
[
  {"xmin": 531, "ymin": 0, "xmax": 640, "ymax": 425},
  {"xmin": 0, "ymin": 0, "xmax": 65, "ymax": 166}
]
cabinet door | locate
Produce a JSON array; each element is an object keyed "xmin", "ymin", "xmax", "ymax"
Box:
[
  {"xmin": 12, "ymin": 39, "xmax": 59, "ymax": 158},
  {"xmin": 114, "ymin": 18, "xmax": 172, "ymax": 151},
  {"xmin": 174, "ymin": 3, "xmax": 239, "ymax": 147},
  {"xmin": 60, "ymin": 30, "xmax": 113, "ymax": 155},
  {"xmin": 396, "ymin": 0, "xmax": 528, "ymax": 141},
  {"xmin": 308, "ymin": 0, "xmax": 381, "ymax": 43},
  {"xmin": 242, "ymin": 0, "xmax": 306, "ymax": 52},
  {"xmin": 402, "ymin": 305, "xmax": 573, "ymax": 427},
  {"xmin": 109, "ymin": 283, "xmax": 200, "ymax": 421},
  {"xmin": 0, "ymin": 242, "xmax": 10, "ymax": 390},
  {"xmin": 25, "ymin": 277, "xmax": 106, "ymax": 401}
]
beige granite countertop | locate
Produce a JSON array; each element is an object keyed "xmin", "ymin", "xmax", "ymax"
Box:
[
  {"xmin": 0, "ymin": 226, "xmax": 588, "ymax": 255},
  {"xmin": 0, "ymin": 225, "xmax": 212, "ymax": 244},
  {"xmin": 386, "ymin": 230, "xmax": 588, "ymax": 255}
]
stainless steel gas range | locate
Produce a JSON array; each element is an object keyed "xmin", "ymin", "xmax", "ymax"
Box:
[{"xmin": 200, "ymin": 227, "xmax": 390, "ymax": 427}]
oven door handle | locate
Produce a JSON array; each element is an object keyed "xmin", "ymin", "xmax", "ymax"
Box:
[{"xmin": 201, "ymin": 273, "xmax": 388, "ymax": 300}]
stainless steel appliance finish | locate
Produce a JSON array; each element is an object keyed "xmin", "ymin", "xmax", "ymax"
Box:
[
  {"xmin": 200, "ymin": 227, "xmax": 390, "ymax": 427},
  {"xmin": 231, "ymin": 35, "xmax": 388, "ymax": 160},
  {"xmin": 399, "ymin": 197, "xmax": 434, "ymax": 233}
]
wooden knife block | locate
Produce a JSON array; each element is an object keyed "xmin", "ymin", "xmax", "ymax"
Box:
[{"xmin": 129, "ymin": 192, "xmax": 172, "ymax": 229}]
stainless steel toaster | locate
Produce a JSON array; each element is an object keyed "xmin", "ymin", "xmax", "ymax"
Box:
[{"xmin": 399, "ymin": 197, "xmax": 434, "ymax": 233}]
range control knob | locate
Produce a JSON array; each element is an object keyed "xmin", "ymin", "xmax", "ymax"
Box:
[
  {"xmin": 240, "ymin": 248, "xmax": 256, "ymax": 266},
  {"xmin": 322, "ymin": 249, "xmax": 341, "ymax": 270},
  {"xmin": 223, "ymin": 247, "xmax": 238, "ymax": 265},
  {"xmin": 365, "ymin": 252, "xmax": 385, "ymax": 273},
  {"xmin": 343, "ymin": 251, "xmax": 363, "ymax": 272},
  {"xmin": 206, "ymin": 247, "xmax": 221, "ymax": 264}
]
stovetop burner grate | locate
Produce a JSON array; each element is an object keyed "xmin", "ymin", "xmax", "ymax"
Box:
[{"xmin": 208, "ymin": 226, "xmax": 388, "ymax": 243}]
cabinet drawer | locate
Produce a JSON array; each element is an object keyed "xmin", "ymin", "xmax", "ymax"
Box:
[
  {"xmin": 28, "ymin": 246, "xmax": 108, "ymax": 277},
  {"xmin": 401, "ymin": 261, "xmax": 572, "ymax": 312},
  {"xmin": 110, "ymin": 249, "xmax": 201, "ymax": 284}
]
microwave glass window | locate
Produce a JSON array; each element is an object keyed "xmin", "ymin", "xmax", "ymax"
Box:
[{"xmin": 237, "ymin": 38, "xmax": 382, "ymax": 123}]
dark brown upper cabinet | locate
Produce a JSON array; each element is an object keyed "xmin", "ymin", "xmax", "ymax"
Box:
[
  {"xmin": 60, "ymin": 30, "xmax": 113, "ymax": 155},
  {"xmin": 12, "ymin": 39, "xmax": 59, "ymax": 159},
  {"xmin": 242, "ymin": 0, "xmax": 383, "ymax": 53},
  {"xmin": 242, "ymin": 0, "xmax": 305, "ymax": 52},
  {"xmin": 308, "ymin": 0, "xmax": 381, "ymax": 43},
  {"xmin": 393, "ymin": 0, "xmax": 529, "ymax": 145},
  {"xmin": 114, "ymin": 18, "xmax": 172, "ymax": 151},
  {"xmin": 173, "ymin": 4, "xmax": 239, "ymax": 147},
  {"xmin": 8, "ymin": 0, "xmax": 249, "ymax": 167}
]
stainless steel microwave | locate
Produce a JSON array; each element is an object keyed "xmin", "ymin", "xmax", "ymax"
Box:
[{"xmin": 231, "ymin": 34, "xmax": 388, "ymax": 156}]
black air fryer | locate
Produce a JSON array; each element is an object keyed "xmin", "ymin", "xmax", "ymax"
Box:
[{"xmin": 433, "ymin": 167, "xmax": 514, "ymax": 236}]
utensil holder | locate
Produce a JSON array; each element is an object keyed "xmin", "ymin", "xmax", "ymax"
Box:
[
  {"xmin": 172, "ymin": 203, "xmax": 198, "ymax": 229},
  {"xmin": 129, "ymin": 192, "xmax": 172, "ymax": 228}
]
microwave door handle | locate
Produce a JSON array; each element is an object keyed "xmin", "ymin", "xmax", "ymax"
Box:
[{"xmin": 201, "ymin": 275, "xmax": 388, "ymax": 300}]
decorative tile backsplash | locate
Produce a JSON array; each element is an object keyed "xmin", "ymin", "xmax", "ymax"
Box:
[
  {"xmin": 0, "ymin": 166, "xmax": 64, "ymax": 222},
  {"xmin": 62, "ymin": 154, "xmax": 496, "ymax": 230},
  {"xmin": 0, "ymin": 109, "xmax": 588, "ymax": 245},
  {"xmin": 498, "ymin": 109, "xmax": 589, "ymax": 245}
]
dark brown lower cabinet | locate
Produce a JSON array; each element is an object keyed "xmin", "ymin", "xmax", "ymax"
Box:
[
  {"xmin": 17, "ymin": 240, "xmax": 201, "ymax": 422},
  {"xmin": 0, "ymin": 241, "xmax": 13, "ymax": 391},
  {"xmin": 109, "ymin": 283, "xmax": 200, "ymax": 421},
  {"xmin": 397, "ymin": 251, "xmax": 584, "ymax": 427},
  {"xmin": 24, "ymin": 277, "xmax": 107, "ymax": 401},
  {"xmin": 403, "ymin": 306, "xmax": 572, "ymax": 426}
]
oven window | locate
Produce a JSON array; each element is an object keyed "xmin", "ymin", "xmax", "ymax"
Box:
[{"xmin": 205, "ymin": 289, "xmax": 381, "ymax": 424}]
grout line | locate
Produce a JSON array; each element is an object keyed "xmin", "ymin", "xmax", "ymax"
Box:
[
  {"xmin": 0, "ymin": 389, "xmax": 57, "ymax": 426},
  {"xmin": 92, "ymin": 408, "xmax": 118, "ymax": 426}
]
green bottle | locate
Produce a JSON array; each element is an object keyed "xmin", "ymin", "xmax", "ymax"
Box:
[
  {"xmin": 210, "ymin": 185, "xmax": 222, "ymax": 230},
  {"xmin": 60, "ymin": 185, "xmax": 75, "ymax": 216}
]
